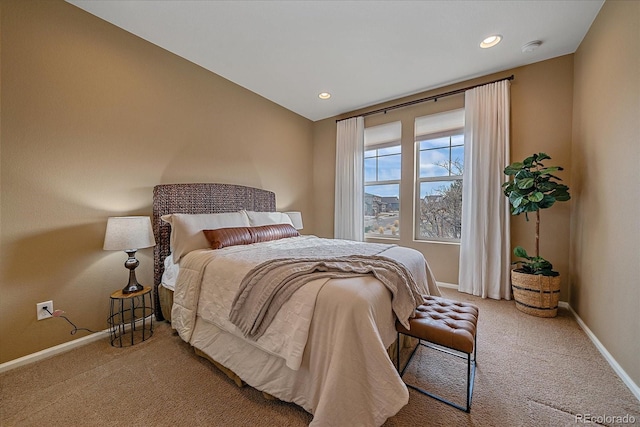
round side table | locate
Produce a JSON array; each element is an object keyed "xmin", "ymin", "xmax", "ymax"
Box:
[{"xmin": 108, "ymin": 286, "xmax": 154, "ymax": 347}]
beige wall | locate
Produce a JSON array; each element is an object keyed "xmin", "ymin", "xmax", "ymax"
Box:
[
  {"xmin": 313, "ymin": 56, "xmax": 574, "ymax": 290},
  {"xmin": 2, "ymin": 0, "xmax": 637, "ymax": 392},
  {"xmin": 571, "ymin": 0, "xmax": 639, "ymax": 386},
  {"xmin": 0, "ymin": 0, "xmax": 313, "ymax": 363}
]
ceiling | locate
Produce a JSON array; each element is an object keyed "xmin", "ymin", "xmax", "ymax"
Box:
[{"xmin": 66, "ymin": 0, "xmax": 603, "ymax": 122}]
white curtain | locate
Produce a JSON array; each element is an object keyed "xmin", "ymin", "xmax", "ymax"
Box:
[
  {"xmin": 334, "ymin": 116, "xmax": 364, "ymax": 241},
  {"xmin": 458, "ymin": 80, "xmax": 512, "ymax": 299}
]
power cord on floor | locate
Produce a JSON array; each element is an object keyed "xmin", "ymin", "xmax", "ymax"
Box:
[{"xmin": 43, "ymin": 307, "xmax": 98, "ymax": 335}]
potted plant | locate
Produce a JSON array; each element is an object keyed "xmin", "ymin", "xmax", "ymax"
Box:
[{"xmin": 503, "ymin": 152, "xmax": 570, "ymax": 317}]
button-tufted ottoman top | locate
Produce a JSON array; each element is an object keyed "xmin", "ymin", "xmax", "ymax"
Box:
[{"xmin": 396, "ymin": 295, "xmax": 479, "ymax": 354}]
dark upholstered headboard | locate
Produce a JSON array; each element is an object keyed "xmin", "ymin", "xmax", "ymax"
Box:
[{"xmin": 152, "ymin": 183, "xmax": 276, "ymax": 320}]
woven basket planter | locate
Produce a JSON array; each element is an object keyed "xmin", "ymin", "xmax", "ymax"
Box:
[{"xmin": 511, "ymin": 270, "xmax": 561, "ymax": 318}]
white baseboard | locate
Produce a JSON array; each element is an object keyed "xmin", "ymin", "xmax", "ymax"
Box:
[
  {"xmin": 559, "ymin": 301, "xmax": 640, "ymax": 402},
  {"xmin": 0, "ymin": 329, "xmax": 110, "ymax": 374},
  {"xmin": 435, "ymin": 283, "xmax": 638, "ymax": 401},
  {"xmin": 0, "ymin": 315, "xmax": 155, "ymax": 374},
  {"xmin": 3, "ymin": 297, "xmax": 638, "ymax": 403},
  {"xmin": 436, "ymin": 281, "xmax": 458, "ymax": 289}
]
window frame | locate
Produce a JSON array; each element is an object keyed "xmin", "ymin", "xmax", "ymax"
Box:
[
  {"xmin": 364, "ymin": 139, "xmax": 402, "ymax": 240},
  {"xmin": 414, "ymin": 128, "xmax": 464, "ymax": 243}
]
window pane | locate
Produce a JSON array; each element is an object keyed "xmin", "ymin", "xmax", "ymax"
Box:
[
  {"xmin": 451, "ymin": 134, "xmax": 464, "ymax": 146},
  {"xmin": 378, "ymin": 145, "xmax": 401, "ymax": 155},
  {"xmin": 419, "ymin": 148, "xmax": 450, "ymax": 177},
  {"xmin": 364, "ymin": 184, "xmax": 400, "ymax": 238},
  {"xmin": 451, "ymin": 145, "xmax": 464, "ymax": 175},
  {"xmin": 365, "ymin": 149, "xmax": 377, "ymax": 159},
  {"xmin": 418, "ymin": 180, "xmax": 463, "ymax": 240},
  {"xmin": 419, "ymin": 136, "xmax": 450, "ymax": 150},
  {"xmin": 414, "ymin": 115, "xmax": 464, "ymax": 242},
  {"xmin": 378, "ymin": 153, "xmax": 401, "ymax": 180},
  {"xmin": 364, "ymin": 158, "xmax": 377, "ymax": 182}
]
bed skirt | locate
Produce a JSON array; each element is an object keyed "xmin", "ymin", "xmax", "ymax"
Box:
[
  {"xmin": 158, "ymin": 284, "xmax": 415, "ymax": 391},
  {"xmin": 158, "ymin": 285, "xmax": 173, "ymax": 322}
]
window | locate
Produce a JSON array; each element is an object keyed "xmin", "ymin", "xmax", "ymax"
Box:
[
  {"xmin": 415, "ymin": 109, "xmax": 465, "ymax": 242},
  {"xmin": 364, "ymin": 122, "xmax": 401, "ymax": 239}
]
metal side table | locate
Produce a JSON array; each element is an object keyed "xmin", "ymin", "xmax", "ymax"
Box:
[{"xmin": 108, "ymin": 287, "xmax": 154, "ymax": 347}]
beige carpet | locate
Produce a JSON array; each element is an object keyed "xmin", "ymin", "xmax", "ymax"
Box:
[{"xmin": 1, "ymin": 288, "xmax": 638, "ymax": 426}]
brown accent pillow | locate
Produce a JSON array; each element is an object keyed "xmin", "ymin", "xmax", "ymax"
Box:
[
  {"xmin": 202, "ymin": 227, "xmax": 253, "ymax": 249},
  {"xmin": 203, "ymin": 224, "xmax": 299, "ymax": 249},
  {"xmin": 249, "ymin": 223, "xmax": 299, "ymax": 243}
]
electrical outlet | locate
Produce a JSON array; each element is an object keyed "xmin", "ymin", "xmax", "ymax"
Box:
[{"xmin": 37, "ymin": 301, "xmax": 53, "ymax": 320}]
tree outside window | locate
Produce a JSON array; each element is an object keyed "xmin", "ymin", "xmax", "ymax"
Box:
[{"xmin": 416, "ymin": 132, "xmax": 464, "ymax": 241}]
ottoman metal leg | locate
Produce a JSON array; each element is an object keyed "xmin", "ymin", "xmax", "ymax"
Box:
[{"xmin": 396, "ymin": 332, "xmax": 477, "ymax": 413}]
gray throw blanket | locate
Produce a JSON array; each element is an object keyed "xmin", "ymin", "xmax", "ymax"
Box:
[{"xmin": 229, "ymin": 255, "xmax": 424, "ymax": 340}]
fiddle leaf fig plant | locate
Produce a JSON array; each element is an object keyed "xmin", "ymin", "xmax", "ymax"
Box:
[
  {"xmin": 503, "ymin": 153, "xmax": 570, "ymax": 277},
  {"xmin": 512, "ymin": 246, "xmax": 556, "ymax": 276}
]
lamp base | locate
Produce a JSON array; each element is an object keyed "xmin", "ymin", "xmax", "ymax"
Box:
[{"xmin": 122, "ymin": 250, "xmax": 145, "ymax": 294}]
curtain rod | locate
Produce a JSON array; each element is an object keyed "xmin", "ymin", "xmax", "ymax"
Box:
[{"xmin": 336, "ymin": 74, "xmax": 514, "ymax": 123}]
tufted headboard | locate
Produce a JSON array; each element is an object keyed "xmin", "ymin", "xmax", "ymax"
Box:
[{"xmin": 152, "ymin": 183, "xmax": 276, "ymax": 320}]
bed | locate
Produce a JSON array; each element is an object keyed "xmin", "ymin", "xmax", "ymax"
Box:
[{"xmin": 152, "ymin": 183, "xmax": 441, "ymax": 426}]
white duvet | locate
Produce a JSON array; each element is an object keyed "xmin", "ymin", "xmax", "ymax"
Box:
[{"xmin": 171, "ymin": 235, "xmax": 440, "ymax": 426}]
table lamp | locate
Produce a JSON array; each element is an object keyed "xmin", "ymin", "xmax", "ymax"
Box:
[{"xmin": 103, "ymin": 216, "xmax": 156, "ymax": 294}]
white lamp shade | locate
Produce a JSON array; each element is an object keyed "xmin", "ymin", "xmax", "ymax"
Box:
[
  {"xmin": 284, "ymin": 212, "xmax": 304, "ymax": 230},
  {"xmin": 103, "ymin": 216, "xmax": 156, "ymax": 251}
]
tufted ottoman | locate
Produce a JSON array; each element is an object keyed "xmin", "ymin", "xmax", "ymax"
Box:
[{"xmin": 396, "ymin": 295, "xmax": 479, "ymax": 412}]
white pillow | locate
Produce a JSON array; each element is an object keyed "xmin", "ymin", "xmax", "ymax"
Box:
[
  {"xmin": 243, "ymin": 210, "xmax": 294, "ymax": 227},
  {"xmin": 161, "ymin": 254, "xmax": 180, "ymax": 291},
  {"xmin": 161, "ymin": 212, "xmax": 250, "ymax": 262}
]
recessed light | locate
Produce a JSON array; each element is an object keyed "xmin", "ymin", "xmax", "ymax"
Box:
[
  {"xmin": 318, "ymin": 92, "xmax": 331, "ymax": 100},
  {"xmin": 480, "ymin": 35, "xmax": 502, "ymax": 49}
]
